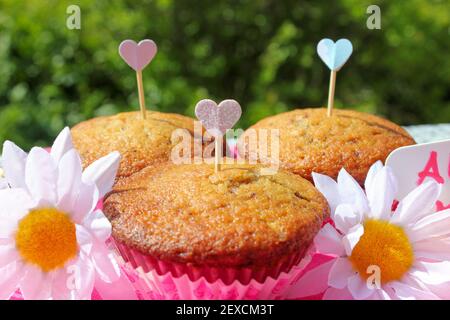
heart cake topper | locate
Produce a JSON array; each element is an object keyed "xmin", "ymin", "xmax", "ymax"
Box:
[
  {"xmin": 119, "ymin": 39, "xmax": 158, "ymax": 71},
  {"xmin": 316, "ymin": 38, "xmax": 353, "ymax": 117},
  {"xmin": 195, "ymin": 99, "xmax": 242, "ymax": 137},
  {"xmin": 195, "ymin": 99, "xmax": 242, "ymax": 173},
  {"xmin": 317, "ymin": 38, "xmax": 353, "ymax": 71},
  {"xmin": 118, "ymin": 39, "xmax": 158, "ymax": 119}
]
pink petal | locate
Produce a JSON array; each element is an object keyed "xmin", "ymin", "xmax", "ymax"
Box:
[
  {"xmin": 342, "ymin": 224, "xmax": 364, "ymax": 256},
  {"xmin": 366, "ymin": 166, "xmax": 397, "ymax": 220},
  {"xmin": 337, "ymin": 168, "xmax": 369, "ymax": 215},
  {"xmin": 411, "ymin": 261, "xmax": 450, "ymax": 285},
  {"xmin": 19, "ymin": 265, "xmax": 53, "ymax": 300},
  {"xmin": 389, "ymin": 281, "xmax": 439, "ymax": 300},
  {"xmin": 414, "ymin": 237, "xmax": 450, "ymax": 261},
  {"xmin": 52, "ymin": 255, "xmax": 95, "ymax": 300},
  {"xmin": 328, "ymin": 257, "xmax": 356, "ymax": 289},
  {"xmin": 2, "ymin": 141, "xmax": 28, "ymax": 188},
  {"xmin": 83, "ymin": 210, "xmax": 111, "ymax": 243},
  {"xmin": 312, "ymin": 172, "xmax": 340, "ymax": 213},
  {"xmin": 322, "ymin": 286, "xmax": 354, "ymax": 300},
  {"xmin": 334, "ymin": 204, "xmax": 362, "ymax": 234},
  {"xmin": 57, "ymin": 149, "xmax": 82, "ymax": 213},
  {"xmin": 391, "ymin": 181, "xmax": 442, "ymax": 226},
  {"xmin": 25, "ymin": 147, "xmax": 57, "ymax": 206},
  {"xmin": 313, "ymin": 224, "xmax": 345, "ymax": 257},
  {"xmin": 91, "ymin": 242, "xmax": 120, "ymax": 283},
  {"xmin": 347, "ymin": 274, "xmax": 375, "ymax": 299},
  {"xmin": 0, "ymin": 262, "xmax": 25, "ymax": 300},
  {"xmin": 410, "ymin": 209, "xmax": 450, "ymax": 242},
  {"xmin": 76, "ymin": 225, "xmax": 93, "ymax": 255},
  {"xmin": 82, "ymin": 151, "xmax": 120, "ymax": 198},
  {"xmin": 51, "ymin": 127, "xmax": 74, "ymax": 163},
  {"xmin": 0, "ymin": 243, "xmax": 20, "ymax": 268}
]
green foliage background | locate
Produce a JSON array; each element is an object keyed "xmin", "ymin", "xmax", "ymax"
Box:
[{"xmin": 0, "ymin": 0, "xmax": 449, "ymax": 149}]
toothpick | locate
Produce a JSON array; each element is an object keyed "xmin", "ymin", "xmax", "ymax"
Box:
[
  {"xmin": 136, "ymin": 70, "xmax": 146, "ymax": 119},
  {"xmin": 215, "ymin": 137, "xmax": 222, "ymax": 173},
  {"xmin": 327, "ymin": 70, "xmax": 336, "ymax": 117},
  {"xmin": 118, "ymin": 39, "xmax": 158, "ymax": 120}
]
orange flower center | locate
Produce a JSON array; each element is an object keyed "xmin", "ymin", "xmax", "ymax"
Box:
[
  {"xmin": 15, "ymin": 208, "xmax": 78, "ymax": 272},
  {"xmin": 349, "ymin": 219, "xmax": 414, "ymax": 284}
]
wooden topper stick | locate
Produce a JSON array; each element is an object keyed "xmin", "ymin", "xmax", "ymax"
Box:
[
  {"xmin": 327, "ymin": 70, "xmax": 337, "ymax": 117},
  {"xmin": 215, "ymin": 136, "xmax": 222, "ymax": 173},
  {"xmin": 119, "ymin": 39, "xmax": 158, "ymax": 119},
  {"xmin": 136, "ymin": 70, "xmax": 146, "ymax": 119},
  {"xmin": 317, "ymin": 38, "xmax": 353, "ymax": 117}
]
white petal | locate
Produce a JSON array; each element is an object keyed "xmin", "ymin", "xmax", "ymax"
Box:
[
  {"xmin": 286, "ymin": 259, "xmax": 336, "ymax": 298},
  {"xmin": 20, "ymin": 265, "xmax": 53, "ymax": 300},
  {"xmin": 0, "ymin": 178, "xmax": 8, "ymax": 189},
  {"xmin": 322, "ymin": 286, "xmax": 354, "ymax": 300},
  {"xmin": 414, "ymin": 237, "xmax": 450, "ymax": 261},
  {"xmin": 0, "ymin": 243, "xmax": 20, "ymax": 268},
  {"xmin": 83, "ymin": 210, "xmax": 111, "ymax": 242},
  {"xmin": 391, "ymin": 181, "xmax": 442, "ymax": 226},
  {"xmin": 51, "ymin": 127, "xmax": 74, "ymax": 163},
  {"xmin": 409, "ymin": 209, "xmax": 450, "ymax": 242},
  {"xmin": 0, "ymin": 188, "xmax": 34, "ymax": 238},
  {"xmin": 51, "ymin": 253, "xmax": 94, "ymax": 300},
  {"xmin": 71, "ymin": 181, "xmax": 99, "ymax": 224},
  {"xmin": 371, "ymin": 288, "xmax": 393, "ymax": 300},
  {"xmin": 82, "ymin": 151, "xmax": 120, "ymax": 198},
  {"xmin": 312, "ymin": 172, "xmax": 340, "ymax": 213},
  {"xmin": 334, "ymin": 204, "xmax": 362, "ymax": 234},
  {"xmin": 347, "ymin": 274, "xmax": 375, "ymax": 299},
  {"xmin": 410, "ymin": 261, "xmax": 450, "ymax": 285},
  {"xmin": 337, "ymin": 168, "xmax": 369, "ymax": 215},
  {"xmin": 76, "ymin": 225, "xmax": 93, "ymax": 255},
  {"xmin": 25, "ymin": 147, "xmax": 57, "ymax": 206},
  {"xmin": 366, "ymin": 166, "xmax": 397, "ymax": 220},
  {"xmin": 364, "ymin": 161, "xmax": 383, "ymax": 193},
  {"xmin": 0, "ymin": 262, "xmax": 25, "ymax": 300},
  {"xmin": 57, "ymin": 149, "xmax": 82, "ymax": 213},
  {"xmin": 342, "ymin": 224, "xmax": 364, "ymax": 256},
  {"xmin": 313, "ymin": 224, "xmax": 345, "ymax": 257},
  {"xmin": 90, "ymin": 242, "xmax": 120, "ymax": 283},
  {"xmin": 2, "ymin": 141, "xmax": 27, "ymax": 188},
  {"xmin": 389, "ymin": 281, "xmax": 439, "ymax": 300},
  {"xmin": 328, "ymin": 257, "xmax": 355, "ymax": 289}
]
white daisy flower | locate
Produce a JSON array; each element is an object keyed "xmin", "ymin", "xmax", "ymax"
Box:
[
  {"xmin": 305, "ymin": 161, "xmax": 450, "ymax": 300},
  {"xmin": 0, "ymin": 127, "xmax": 121, "ymax": 300}
]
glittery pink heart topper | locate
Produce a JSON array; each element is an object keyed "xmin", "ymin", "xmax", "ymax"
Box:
[
  {"xmin": 118, "ymin": 39, "xmax": 157, "ymax": 71},
  {"xmin": 195, "ymin": 99, "xmax": 242, "ymax": 137}
]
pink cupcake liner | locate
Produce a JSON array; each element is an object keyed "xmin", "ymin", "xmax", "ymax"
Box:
[{"xmin": 112, "ymin": 240, "xmax": 314, "ymax": 300}]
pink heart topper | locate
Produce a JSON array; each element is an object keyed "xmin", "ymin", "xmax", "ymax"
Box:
[
  {"xmin": 119, "ymin": 39, "xmax": 157, "ymax": 71},
  {"xmin": 195, "ymin": 99, "xmax": 242, "ymax": 137}
]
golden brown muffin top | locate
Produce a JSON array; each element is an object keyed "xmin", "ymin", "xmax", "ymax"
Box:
[
  {"xmin": 103, "ymin": 162, "xmax": 329, "ymax": 268},
  {"xmin": 239, "ymin": 108, "xmax": 415, "ymax": 184},
  {"xmin": 72, "ymin": 111, "xmax": 198, "ymax": 178}
]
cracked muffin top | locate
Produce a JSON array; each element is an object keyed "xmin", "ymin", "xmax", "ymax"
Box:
[
  {"xmin": 103, "ymin": 162, "xmax": 329, "ymax": 268},
  {"xmin": 239, "ymin": 108, "xmax": 415, "ymax": 184},
  {"xmin": 71, "ymin": 111, "xmax": 198, "ymax": 178}
]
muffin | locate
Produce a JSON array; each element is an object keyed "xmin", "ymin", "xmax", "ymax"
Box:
[
  {"xmin": 239, "ymin": 108, "xmax": 415, "ymax": 184},
  {"xmin": 103, "ymin": 162, "xmax": 329, "ymax": 299},
  {"xmin": 71, "ymin": 111, "xmax": 200, "ymax": 179}
]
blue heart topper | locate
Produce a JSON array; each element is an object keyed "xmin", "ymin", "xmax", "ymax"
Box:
[{"xmin": 317, "ymin": 38, "xmax": 353, "ymax": 71}]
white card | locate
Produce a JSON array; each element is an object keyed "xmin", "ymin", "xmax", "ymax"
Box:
[{"xmin": 386, "ymin": 139, "xmax": 450, "ymax": 211}]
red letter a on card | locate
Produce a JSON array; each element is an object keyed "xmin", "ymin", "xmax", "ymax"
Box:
[{"xmin": 417, "ymin": 151, "xmax": 444, "ymax": 185}]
